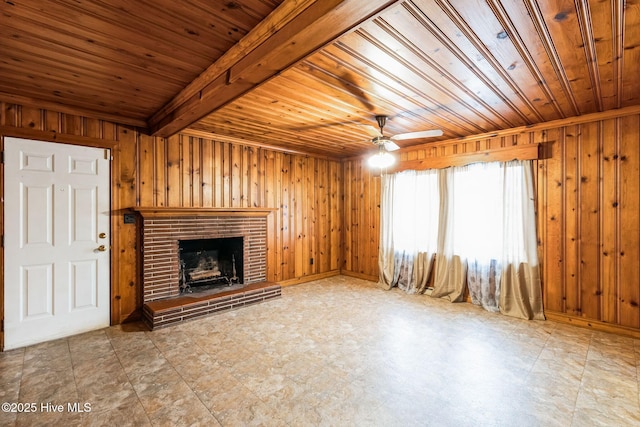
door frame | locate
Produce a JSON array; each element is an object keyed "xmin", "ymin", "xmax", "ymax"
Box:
[{"xmin": 1, "ymin": 128, "xmax": 118, "ymax": 351}]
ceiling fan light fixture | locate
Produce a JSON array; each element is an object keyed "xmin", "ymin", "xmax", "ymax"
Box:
[{"xmin": 368, "ymin": 148, "xmax": 395, "ymax": 169}]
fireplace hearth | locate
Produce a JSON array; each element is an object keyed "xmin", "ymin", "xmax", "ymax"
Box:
[{"xmin": 134, "ymin": 207, "xmax": 281, "ymax": 329}]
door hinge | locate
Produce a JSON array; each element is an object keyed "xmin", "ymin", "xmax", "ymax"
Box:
[
  {"xmin": 0, "ymin": 151, "xmax": 4, "ymax": 164},
  {"xmin": 1, "ymin": 234, "xmax": 3, "ymax": 247}
]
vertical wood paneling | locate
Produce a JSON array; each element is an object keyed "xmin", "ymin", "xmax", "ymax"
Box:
[
  {"xmin": 539, "ymin": 128, "xmax": 565, "ymax": 312},
  {"xmin": 138, "ymin": 134, "xmax": 155, "ymax": 207},
  {"xmin": 201, "ymin": 140, "xmax": 213, "ymax": 207},
  {"xmin": 115, "ymin": 126, "xmax": 138, "ymax": 321},
  {"xmin": 191, "ymin": 138, "xmax": 201, "ymax": 207},
  {"xmin": 280, "ymin": 154, "xmax": 291, "ymax": 280},
  {"xmin": 136, "ymin": 138, "xmax": 341, "ymax": 284},
  {"xmin": 341, "ymin": 158, "xmax": 380, "ymax": 280},
  {"xmin": 274, "ymin": 152, "xmax": 284, "ymax": 280},
  {"xmin": 166, "ymin": 135, "xmax": 181, "ymax": 207},
  {"xmin": 564, "ymin": 125, "xmax": 580, "ymax": 315},
  {"xmin": 618, "ymin": 114, "xmax": 640, "ymax": 327},
  {"xmin": 600, "ymin": 118, "xmax": 618, "ymax": 323},
  {"xmin": 154, "ymin": 138, "xmax": 167, "ymax": 207},
  {"xmin": 330, "ymin": 160, "xmax": 341, "ymax": 271},
  {"xmin": 181, "ymin": 135, "xmax": 192, "ymax": 207},
  {"xmin": 294, "ymin": 157, "xmax": 304, "ymax": 277},
  {"xmin": 579, "ymin": 121, "xmax": 600, "ymax": 319},
  {"xmin": 264, "ymin": 150, "xmax": 277, "ymax": 281},
  {"xmin": 343, "ymin": 112, "xmax": 640, "ymax": 331},
  {"xmin": 0, "ymin": 103, "xmax": 343, "ymax": 328},
  {"xmin": 3, "ymin": 102, "xmax": 639, "ymax": 333}
]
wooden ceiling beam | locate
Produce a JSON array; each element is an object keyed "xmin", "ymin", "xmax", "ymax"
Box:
[{"xmin": 148, "ymin": 0, "xmax": 401, "ymax": 137}]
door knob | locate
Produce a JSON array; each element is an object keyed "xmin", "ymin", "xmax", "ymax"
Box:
[
  {"xmin": 99, "ymin": 232, "xmax": 107, "ymax": 239},
  {"xmin": 97, "ymin": 245, "xmax": 107, "ymax": 252}
]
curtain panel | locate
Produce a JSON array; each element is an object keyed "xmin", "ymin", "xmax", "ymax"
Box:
[
  {"xmin": 378, "ymin": 170, "xmax": 439, "ymax": 294},
  {"xmin": 379, "ymin": 161, "xmax": 544, "ymax": 320}
]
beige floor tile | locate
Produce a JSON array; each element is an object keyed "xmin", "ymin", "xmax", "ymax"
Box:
[{"xmin": 2, "ymin": 275, "xmax": 640, "ymax": 426}]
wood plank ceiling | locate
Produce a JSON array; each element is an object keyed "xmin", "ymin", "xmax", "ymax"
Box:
[{"xmin": 1, "ymin": 0, "xmax": 639, "ymax": 158}]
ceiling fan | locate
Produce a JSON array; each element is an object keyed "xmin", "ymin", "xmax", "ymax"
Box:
[{"xmin": 361, "ymin": 115, "xmax": 443, "ymax": 151}]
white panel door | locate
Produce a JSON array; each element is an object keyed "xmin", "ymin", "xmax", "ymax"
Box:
[{"xmin": 3, "ymin": 137, "xmax": 110, "ymax": 350}]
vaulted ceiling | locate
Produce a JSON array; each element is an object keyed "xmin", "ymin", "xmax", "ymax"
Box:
[{"xmin": 2, "ymin": 0, "xmax": 639, "ymax": 157}]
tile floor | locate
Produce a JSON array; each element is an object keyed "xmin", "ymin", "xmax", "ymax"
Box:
[{"xmin": 1, "ymin": 275, "xmax": 639, "ymax": 426}]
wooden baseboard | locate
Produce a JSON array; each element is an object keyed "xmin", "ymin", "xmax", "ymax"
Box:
[
  {"xmin": 339, "ymin": 270, "xmax": 378, "ymax": 282},
  {"xmin": 545, "ymin": 311, "xmax": 640, "ymax": 339},
  {"xmin": 276, "ymin": 270, "xmax": 340, "ymax": 287}
]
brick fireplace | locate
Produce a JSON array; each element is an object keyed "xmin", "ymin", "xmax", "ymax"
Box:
[{"xmin": 134, "ymin": 207, "xmax": 281, "ymax": 328}]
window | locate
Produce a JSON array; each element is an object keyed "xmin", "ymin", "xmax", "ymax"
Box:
[
  {"xmin": 391, "ymin": 170, "xmax": 439, "ymax": 254},
  {"xmin": 379, "ymin": 160, "xmax": 543, "ymax": 320}
]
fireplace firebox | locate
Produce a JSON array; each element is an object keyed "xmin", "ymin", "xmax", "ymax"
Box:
[{"xmin": 178, "ymin": 237, "xmax": 244, "ymax": 293}]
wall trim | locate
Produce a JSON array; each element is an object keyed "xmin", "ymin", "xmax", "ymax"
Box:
[
  {"xmin": 340, "ymin": 270, "xmax": 378, "ymax": 282},
  {"xmin": 343, "ymin": 105, "xmax": 640, "ymax": 162},
  {"xmin": 277, "ymin": 270, "xmax": 340, "ymax": 287},
  {"xmin": 545, "ymin": 311, "xmax": 640, "ymax": 340}
]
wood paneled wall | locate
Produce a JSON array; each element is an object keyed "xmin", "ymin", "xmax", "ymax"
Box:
[
  {"xmin": 136, "ymin": 133, "xmax": 343, "ymax": 283},
  {"xmin": 342, "ymin": 108, "xmax": 640, "ymax": 332},
  {"xmin": 3, "ymin": 101, "xmax": 640, "ymax": 334},
  {"xmin": 342, "ymin": 160, "xmax": 380, "ymax": 281},
  {"xmin": 0, "ymin": 103, "xmax": 342, "ymax": 325}
]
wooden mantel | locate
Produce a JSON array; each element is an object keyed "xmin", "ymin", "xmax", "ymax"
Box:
[{"xmin": 133, "ymin": 207, "xmax": 276, "ymax": 218}]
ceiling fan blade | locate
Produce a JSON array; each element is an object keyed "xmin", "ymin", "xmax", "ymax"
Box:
[
  {"xmin": 383, "ymin": 140, "xmax": 400, "ymax": 151},
  {"xmin": 391, "ymin": 129, "xmax": 443, "ymax": 140},
  {"xmin": 358, "ymin": 124, "xmax": 382, "ymax": 137}
]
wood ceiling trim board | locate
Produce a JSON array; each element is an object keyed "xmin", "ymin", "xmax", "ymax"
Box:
[
  {"xmin": 2, "ymin": 50, "xmax": 182, "ymax": 99},
  {"xmin": 0, "ymin": 24, "xmax": 194, "ymax": 85},
  {"xmin": 211, "ymin": 75, "xmax": 384, "ymax": 147},
  {"xmin": 452, "ymin": 0, "xmax": 562, "ymax": 122},
  {"xmin": 0, "ymin": 67, "xmax": 161, "ymax": 107},
  {"xmin": 130, "ymin": 0, "xmax": 256, "ymax": 45},
  {"xmin": 0, "ymin": 90, "xmax": 149, "ymax": 126},
  {"xmin": 404, "ymin": 1, "xmax": 531, "ymax": 126},
  {"xmin": 0, "ymin": 63, "xmax": 173, "ymax": 108},
  {"xmin": 50, "ymin": 0, "xmax": 244, "ymax": 61},
  {"xmin": 0, "ymin": 93, "xmax": 148, "ymax": 128},
  {"xmin": 286, "ymin": 61, "xmax": 384, "ymax": 119},
  {"xmin": 431, "ymin": 0, "xmax": 545, "ymax": 123},
  {"xmin": 620, "ymin": 0, "xmax": 640, "ymax": 106},
  {"xmin": 296, "ymin": 47, "xmax": 456, "ymax": 134},
  {"xmin": 193, "ymin": 109, "xmax": 338, "ymax": 145},
  {"xmin": 584, "ymin": 0, "xmax": 616, "ymax": 111},
  {"xmin": 185, "ymin": 0, "xmax": 281, "ymax": 27},
  {"xmin": 352, "ymin": 25, "xmax": 499, "ymax": 132},
  {"xmin": 149, "ymin": 0, "xmax": 403, "ymax": 137},
  {"xmin": 612, "ymin": 0, "xmax": 624, "ymax": 109},
  {"xmin": 214, "ymin": 83, "xmax": 372, "ymax": 141},
  {"xmin": 499, "ymin": 1, "xmax": 580, "ymax": 117},
  {"xmin": 380, "ymin": 3, "xmax": 525, "ymax": 129},
  {"xmin": 485, "ymin": 0, "xmax": 565, "ymax": 119},
  {"xmin": 534, "ymin": 0, "xmax": 598, "ymax": 114},
  {"xmin": 370, "ymin": 17, "xmax": 508, "ymax": 130},
  {"xmin": 318, "ymin": 42, "xmax": 475, "ymax": 135},
  {"xmin": 149, "ymin": 0, "xmax": 320, "ymax": 133},
  {"xmin": 575, "ymin": 0, "xmax": 603, "ymax": 112},
  {"xmin": 522, "ymin": 0, "xmax": 581, "ymax": 116},
  {"xmin": 7, "ymin": 1, "xmax": 217, "ymax": 67}
]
